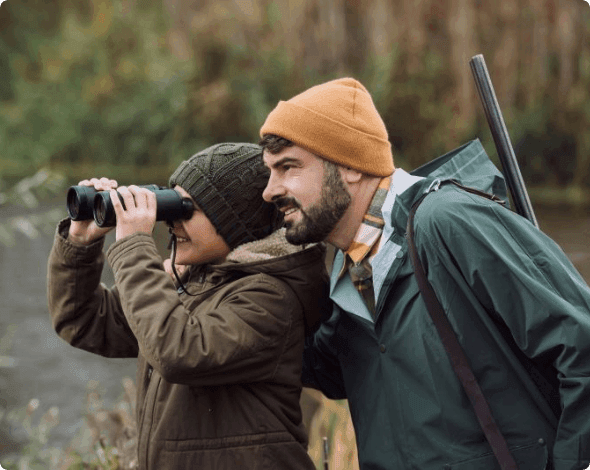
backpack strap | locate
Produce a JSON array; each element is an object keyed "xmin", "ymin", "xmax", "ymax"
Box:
[
  {"xmin": 406, "ymin": 183, "xmax": 519, "ymax": 470},
  {"xmin": 447, "ymin": 179, "xmax": 508, "ymax": 206}
]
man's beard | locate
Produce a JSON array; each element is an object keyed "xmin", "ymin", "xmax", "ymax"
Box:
[{"xmin": 275, "ymin": 163, "xmax": 351, "ymax": 245}]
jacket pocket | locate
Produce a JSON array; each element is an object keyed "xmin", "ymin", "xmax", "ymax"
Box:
[
  {"xmin": 156, "ymin": 444, "xmax": 263, "ymax": 470},
  {"xmin": 444, "ymin": 439, "xmax": 548, "ymax": 470},
  {"xmin": 154, "ymin": 432, "xmax": 309, "ymax": 470}
]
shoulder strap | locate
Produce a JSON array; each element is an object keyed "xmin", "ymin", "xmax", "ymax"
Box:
[{"xmin": 406, "ymin": 186, "xmax": 519, "ymax": 470}]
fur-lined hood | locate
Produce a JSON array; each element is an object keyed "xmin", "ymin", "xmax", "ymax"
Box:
[
  {"xmin": 185, "ymin": 228, "xmax": 330, "ymax": 334},
  {"xmin": 225, "ymin": 228, "xmax": 308, "ymax": 264}
]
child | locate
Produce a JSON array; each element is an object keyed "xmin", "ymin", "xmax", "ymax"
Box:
[{"xmin": 47, "ymin": 143, "xmax": 329, "ymax": 469}]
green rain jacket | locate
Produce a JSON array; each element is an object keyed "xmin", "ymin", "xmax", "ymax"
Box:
[{"xmin": 303, "ymin": 140, "xmax": 590, "ymax": 470}]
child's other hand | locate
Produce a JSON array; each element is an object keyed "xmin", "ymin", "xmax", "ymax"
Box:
[{"xmin": 68, "ymin": 177, "xmax": 117, "ymax": 245}]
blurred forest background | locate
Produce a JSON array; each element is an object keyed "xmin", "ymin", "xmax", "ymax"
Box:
[
  {"xmin": 1, "ymin": 0, "xmax": 590, "ymax": 468},
  {"xmin": 1, "ymin": 0, "xmax": 590, "ymax": 205}
]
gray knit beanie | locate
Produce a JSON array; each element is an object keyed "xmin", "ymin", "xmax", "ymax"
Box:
[{"xmin": 168, "ymin": 143, "xmax": 282, "ymax": 249}]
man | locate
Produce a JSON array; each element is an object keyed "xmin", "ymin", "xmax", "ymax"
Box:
[
  {"xmin": 259, "ymin": 77, "xmax": 590, "ymax": 470},
  {"xmin": 47, "ymin": 143, "xmax": 329, "ymax": 469}
]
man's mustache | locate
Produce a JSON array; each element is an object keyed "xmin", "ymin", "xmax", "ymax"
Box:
[{"xmin": 273, "ymin": 197, "xmax": 302, "ymax": 211}]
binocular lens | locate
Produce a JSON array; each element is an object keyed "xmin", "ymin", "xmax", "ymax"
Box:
[
  {"xmin": 65, "ymin": 185, "xmax": 194, "ymax": 228},
  {"xmin": 93, "ymin": 192, "xmax": 115, "ymax": 228},
  {"xmin": 66, "ymin": 186, "xmax": 97, "ymax": 221}
]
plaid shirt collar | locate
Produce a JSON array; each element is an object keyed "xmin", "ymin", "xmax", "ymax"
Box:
[{"xmin": 338, "ymin": 176, "xmax": 391, "ymax": 278}]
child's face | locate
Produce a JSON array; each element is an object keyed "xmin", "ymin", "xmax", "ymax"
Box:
[{"xmin": 169, "ymin": 186, "xmax": 231, "ymax": 266}]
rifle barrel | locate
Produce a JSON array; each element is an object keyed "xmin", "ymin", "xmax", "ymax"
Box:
[{"xmin": 469, "ymin": 54, "xmax": 539, "ymax": 228}]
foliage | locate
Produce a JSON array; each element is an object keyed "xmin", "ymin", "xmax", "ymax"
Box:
[
  {"xmin": 2, "ymin": 0, "xmax": 590, "ymax": 203},
  {"xmin": 0, "ymin": 379, "xmax": 137, "ymax": 470},
  {"xmin": 0, "ymin": 398, "xmax": 62, "ymax": 470},
  {"xmin": 0, "ymin": 0, "xmax": 196, "ymax": 185}
]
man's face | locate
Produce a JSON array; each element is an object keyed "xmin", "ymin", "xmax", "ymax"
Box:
[{"xmin": 262, "ymin": 145, "xmax": 351, "ymax": 245}]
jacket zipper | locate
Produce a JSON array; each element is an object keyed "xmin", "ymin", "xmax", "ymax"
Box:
[
  {"xmin": 138, "ymin": 366, "xmax": 160, "ymax": 470},
  {"xmin": 136, "ymin": 363, "xmax": 152, "ymax": 441}
]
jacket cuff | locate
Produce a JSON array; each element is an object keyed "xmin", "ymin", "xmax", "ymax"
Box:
[
  {"xmin": 106, "ymin": 232, "xmax": 159, "ymax": 272},
  {"xmin": 53, "ymin": 218, "xmax": 106, "ymax": 264}
]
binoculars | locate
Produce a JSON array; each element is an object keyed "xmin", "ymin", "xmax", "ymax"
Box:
[{"xmin": 66, "ymin": 184, "xmax": 194, "ymax": 227}]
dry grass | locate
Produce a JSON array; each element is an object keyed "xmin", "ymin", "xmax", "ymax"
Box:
[
  {"xmin": 58, "ymin": 378, "xmax": 138, "ymax": 470},
  {"xmin": 303, "ymin": 389, "xmax": 359, "ymax": 470},
  {"xmin": 1, "ymin": 382, "xmax": 357, "ymax": 470},
  {"xmin": 0, "ymin": 379, "xmax": 138, "ymax": 470}
]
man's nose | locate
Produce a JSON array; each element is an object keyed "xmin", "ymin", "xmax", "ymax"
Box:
[{"xmin": 262, "ymin": 172, "xmax": 282, "ymax": 203}]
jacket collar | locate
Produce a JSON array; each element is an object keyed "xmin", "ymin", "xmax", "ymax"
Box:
[{"xmin": 388, "ymin": 177, "xmax": 440, "ymax": 237}]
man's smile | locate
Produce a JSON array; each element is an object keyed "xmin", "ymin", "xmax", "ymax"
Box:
[
  {"xmin": 274, "ymin": 197, "xmax": 302, "ymax": 219},
  {"xmin": 284, "ymin": 207, "xmax": 299, "ymax": 217}
]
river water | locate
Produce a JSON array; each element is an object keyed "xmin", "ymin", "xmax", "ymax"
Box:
[{"xmin": 0, "ymin": 200, "xmax": 588, "ymax": 459}]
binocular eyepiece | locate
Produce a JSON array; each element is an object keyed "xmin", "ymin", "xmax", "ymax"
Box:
[{"xmin": 66, "ymin": 185, "xmax": 194, "ymax": 227}]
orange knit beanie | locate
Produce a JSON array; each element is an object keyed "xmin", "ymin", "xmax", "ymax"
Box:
[{"xmin": 260, "ymin": 77, "xmax": 394, "ymax": 176}]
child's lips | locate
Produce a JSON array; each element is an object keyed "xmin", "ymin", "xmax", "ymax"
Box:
[{"xmin": 174, "ymin": 233, "xmax": 190, "ymax": 243}]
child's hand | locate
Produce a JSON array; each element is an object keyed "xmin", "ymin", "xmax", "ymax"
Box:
[
  {"xmin": 111, "ymin": 186, "xmax": 157, "ymax": 240},
  {"xmin": 68, "ymin": 178, "xmax": 117, "ymax": 245}
]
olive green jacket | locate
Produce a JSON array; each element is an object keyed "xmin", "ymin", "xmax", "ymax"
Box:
[
  {"xmin": 48, "ymin": 224, "xmax": 330, "ymax": 470},
  {"xmin": 303, "ymin": 140, "xmax": 590, "ymax": 470}
]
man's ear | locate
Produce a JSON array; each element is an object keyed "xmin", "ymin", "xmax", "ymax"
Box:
[{"xmin": 340, "ymin": 167, "xmax": 363, "ymax": 184}]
